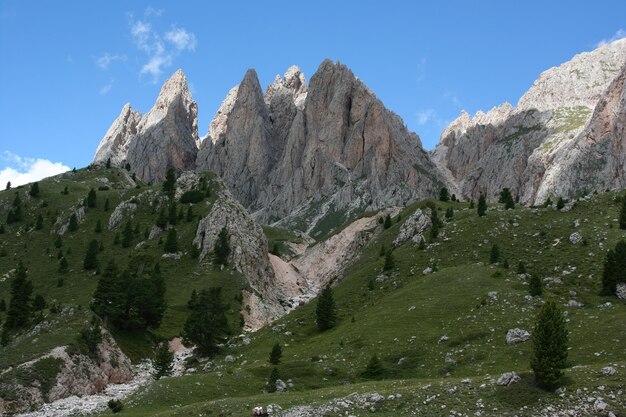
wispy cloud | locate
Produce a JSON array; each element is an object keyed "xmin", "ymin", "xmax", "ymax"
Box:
[
  {"xmin": 596, "ymin": 29, "xmax": 626, "ymax": 48},
  {"xmin": 99, "ymin": 79, "xmax": 115, "ymax": 95},
  {"xmin": 0, "ymin": 151, "xmax": 69, "ymax": 187},
  {"xmin": 95, "ymin": 53, "xmax": 127, "ymax": 69},
  {"xmin": 443, "ymin": 91, "xmax": 462, "ymax": 107},
  {"xmin": 417, "ymin": 109, "xmax": 436, "ymax": 125},
  {"xmin": 128, "ymin": 8, "xmax": 197, "ymax": 83}
]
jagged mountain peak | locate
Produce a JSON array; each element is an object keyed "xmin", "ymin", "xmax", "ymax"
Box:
[{"xmin": 265, "ymin": 65, "xmax": 307, "ymax": 109}]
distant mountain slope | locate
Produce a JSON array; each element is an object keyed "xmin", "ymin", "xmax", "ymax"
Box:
[{"xmin": 433, "ymin": 39, "xmax": 626, "ymax": 204}]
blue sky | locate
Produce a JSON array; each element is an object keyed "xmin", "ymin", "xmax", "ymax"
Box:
[{"xmin": 1, "ymin": 0, "xmax": 625, "ymax": 186}]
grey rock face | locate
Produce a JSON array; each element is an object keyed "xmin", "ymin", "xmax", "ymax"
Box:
[
  {"xmin": 506, "ymin": 328, "xmax": 530, "ymax": 345},
  {"xmin": 93, "ymin": 69, "xmax": 199, "ymax": 184},
  {"xmin": 496, "ymin": 372, "xmax": 521, "ymax": 386},
  {"xmin": 192, "ymin": 185, "xmax": 288, "ymax": 329},
  {"xmin": 197, "ymin": 60, "xmax": 442, "ymax": 232},
  {"xmin": 393, "ymin": 208, "xmax": 431, "ymax": 247},
  {"xmin": 433, "ymin": 39, "xmax": 626, "ymax": 205}
]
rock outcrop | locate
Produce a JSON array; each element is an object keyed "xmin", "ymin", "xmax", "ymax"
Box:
[
  {"xmin": 433, "ymin": 39, "xmax": 626, "ymax": 205},
  {"xmin": 93, "ymin": 69, "xmax": 199, "ymax": 184},
  {"xmin": 197, "ymin": 61, "xmax": 442, "ymax": 233}
]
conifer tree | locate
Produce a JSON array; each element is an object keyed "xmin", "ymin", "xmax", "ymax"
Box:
[
  {"xmin": 469, "ymin": 200, "xmax": 475, "ymax": 209},
  {"xmin": 162, "ymin": 168, "xmax": 177, "ymax": 199},
  {"xmin": 600, "ymin": 240, "xmax": 626, "ymax": 295},
  {"xmin": 362, "ymin": 353, "xmax": 384, "ymax": 379},
  {"xmin": 104, "ymin": 198, "xmax": 110, "ymax": 212},
  {"xmin": 87, "ymin": 188, "xmax": 97, "ymax": 208},
  {"xmin": 29, "ymin": 182, "xmax": 40, "ymax": 198},
  {"xmin": 33, "ymin": 294, "xmax": 46, "ymax": 311},
  {"xmin": 54, "ymin": 235, "xmax": 63, "ymax": 248},
  {"xmin": 182, "ymin": 287, "xmax": 229, "ymax": 356},
  {"xmin": 5, "ymin": 181, "xmax": 10, "ymax": 190},
  {"xmin": 383, "ymin": 250, "xmax": 395, "ymax": 271},
  {"xmin": 269, "ymin": 342, "xmax": 282, "ymax": 365},
  {"xmin": 164, "ymin": 228, "xmax": 179, "ymax": 253},
  {"xmin": 91, "ymin": 259, "xmax": 125, "ymax": 325},
  {"xmin": 95, "ymin": 219, "xmax": 103, "ymax": 233},
  {"xmin": 58, "ymin": 256, "xmax": 69, "ymax": 273},
  {"xmin": 156, "ymin": 206, "xmax": 168, "ymax": 228},
  {"xmin": 0, "ymin": 299, "xmax": 6, "ymax": 312},
  {"xmin": 106, "ymin": 158, "xmax": 111, "ymax": 169},
  {"xmin": 168, "ymin": 201, "xmax": 178, "ymax": 225},
  {"xmin": 439, "ymin": 187, "xmax": 450, "ymax": 202},
  {"xmin": 383, "ymin": 214, "xmax": 392, "ymax": 229},
  {"xmin": 489, "ymin": 244, "xmax": 500, "ymax": 264},
  {"xmin": 530, "ymin": 301, "xmax": 568, "ymax": 390},
  {"xmin": 121, "ymin": 221, "xmax": 134, "ymax": 248},
  {"xmin": 3, "ymin": 262, "xmax": 33, "ymax": 332},
  {"xmin": 213, "ymin": 227, "xmax": 230, "ymax": 267},
  {"xmin": 379, "ymin": 244, "xmax": 386, "ymax": 257},
  {"xmin": 83, "ymin": 239, "xmax": 100, "ymax": 270},
  {"xmin": 186, "ymin": 205, "xmax": 194, "ymax": 222},
  {"xmin": 529, "ymin": 274, "xmax": 543, "ymax": 296},
  {"xmin": 499, "ymin": 188, "xmax": 515, "ymax": 209},
  {"xmin": 477, "ymin": 194, "xmax": 487, "ymax": 216},
  {"xmin": 153, "ymin": 341, "xmax": 174, "ymax": 380},
  {"xmin": 517, "ymin": 261, "xmax": 527, "ymax": 274},
  {"xmin": 556, "ymin": 197, "xmax": 565, "ymax": 210},
  {"xmin": 316, "ymin": 285, "xmax": 337, "ymax": 331},
  {"xmin": 68, "ymin": 213, "xmax": 78, "ymax": 232},
  {"xmin": 267, "ymin": 367, "xmax": 280, "ymax": 393}
]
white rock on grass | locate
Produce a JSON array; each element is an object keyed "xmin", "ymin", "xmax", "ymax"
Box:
[
  {"xmin": 496, "ymin": 372, "xmax": 521, "ymax": 386},
  {"xmin": 601, "ymin": 366, "xmax": 617, "ymax": 376},
  {"xmin": 506, "ymin": 328, "xmax": 530, "ymax": 345},
  {"xmin": 569, "ymin": 232, "xmax": 583, "ymax": 244},
  {"xmin": 616, "ymin": 283, "xmax": 626, "ymax": 300}
]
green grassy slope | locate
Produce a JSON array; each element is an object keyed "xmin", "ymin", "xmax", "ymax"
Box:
[
  {"xmin": 96, "ymin": 194, "xmax": 626, "ymax": 416},
  {"xmin": 0, "ymin": 167, "xmax": 245, "ymax": 367}
]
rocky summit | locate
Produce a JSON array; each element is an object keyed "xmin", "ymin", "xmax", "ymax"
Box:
[
  {"xmin": 93, "ymin": 69, "xmax": 199, "ymax": 184},
  {"xmin": 433, "ymin": 39, "xmax": 626, "ymax": 205}
]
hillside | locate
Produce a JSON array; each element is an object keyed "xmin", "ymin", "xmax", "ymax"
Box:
[{"xmin": 1, "ymin": 166, "xmax": 624, "ymax": 416}]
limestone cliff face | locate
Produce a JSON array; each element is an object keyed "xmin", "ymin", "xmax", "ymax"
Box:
[
  {"xmin": 433, "ymin": 39, "xmax": 626, "ymax": 204},
  {"xmin": 198, "ymin": 61, "xmax": 442, "ymax": 234},
  {"xmin": 93, "ymin": 69, "xmax": 199, "ymax": 184}
]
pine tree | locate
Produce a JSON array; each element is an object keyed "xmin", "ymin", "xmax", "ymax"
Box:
[
  {"xmin": 4, "ymin": 262, "xmax": 33, "ymax": 332},
  {"xmin": 91, "ymin": 259, "xmax": 125, "ymax": 325},
  {"xmin": 0, "ymin": 224, "xmax": 4, "ymax": 234},
  {"xmin": 33, "ymin": 294, "xmax": 46, "ymax": 311},
  {"xmin": 106, "ymin": 158, "xmax": 111, "ymax": 169},
  {"xmin": 83, "ymin": 239, "xmax": 100, "ymax": 270},
  {"xmin": 383, "ymin": 214, "xmax": 392, "ymax": 229},
  {"xmin": 267, "ymin": 367, "xmax": 280, "ymax": 393},
  {"xmin": 153, "ymin": 341, "xmax": 174, "ymax": 380},
  {"xmin": 499, "ymin": 188, "xmax": 515, "ymax": 209},
  {"xmin": 445, "ymin": 207, "xmax": 454, "ymax": 219},
  {"xmin": 168, "ymin": 201, "xmax": 178, "ymax": 225},
  {"xmin": 477, "ymin": 194, "xmax": 487, "ymax": 217},
  {"xmin": 430, "ymin": 207, "xmax": 441, "ymax": 239},
  {"xmin": 379, "ymin": 244, "xmax": 386, "ymax": 257},
  {"xmin": 489, "ymin": 244, "xmax": 500, "ymax": 264},
  {"xmin": 269, "ymin": 342, "xmax": 282, "ymax": 365},
  {"xmin": 54, "ymin": 235, "xmax": 63, "ymax": 248},
  {"xmin": 0, "ymin": 299, "xmax": 6, "ymax": 311},
  {"xmin": 29, "ymin": 182, "xmax": 40, "ymax": 198},
  {"xmin": 87, "ymin": 188, "xmax": 97, "ymax": 208},
  {"xmin": 517, "ymin": 261, "xmax": 527, "ymax": 274},
  {"xmin": 5, "ymin": 181, "xmax": 10, "ymax": 190},
  {"xmin": 619, "ymin": 196, "xmax": 626, "ymax": 230},
  {"xmin": 556, "ymin": 197, "xmax": 565, "ymax": 210},
  {"xmin": 529, "ymin": 274, "xmax": 543, "ymax": 296},
  {"xmin": 162, "ymin": 168, "xmax": 177, "ymax": 199},
  {"xmin": 316, "ymin": 285, "xmax": 337, "ymax": 331},
  {"xmin": 35, "ymin": 214, "xmax": 44, "ymax": 230},
  {"xmin": 164, "ymin": 228, "xmax": 178, "ymax": 253},
  {"xmin": 451, "ymin": 194, "xmax": 457, "ymax": 202},
  {"xmin": 62, "ymin": 185, "xmax": 69, "ymax": 195},
  {"xmin": 383, "ymin": 250, "xmax": 395, "ymax": 271},
  {"xmin": 469, "ymin": 200, "xmax": 475, "ymax": 209},
  {"xmin": 68, "ymin": 213, "xmax": 79, "ymax": 232},
  {"xmin": 361, "ymin": 354, "xmax": 384, "ymax": 379},
  {"xmin": 104, "ymin": 198, "xmax": 110, "ymax": 212},
  {"xmin": 213, "ymin": 227, "xmax": 230, "ymax": 267},
  {"xmin": 182, "ymin": 287, "xmax": 229, "ymax": 356},
  {"xmin": 439, "ymin": 187, "xmax": 450, "ymax": 202},
  {"xmin": 121, "ymin": 221, "xmax": 133, "ymax": 248},
  {"xmin": 95, "ymin": 219, "xmax": 103, "ymax": 233},
  {"xmin": 187, "ymin": 289, "xmax": 198, "ymax": 310},
  {"xmin": 530, "ymin": 301, "xmax": 568, "ymax": 390},
  {"xmin": 156, "ymin": 207, "xmax": 168, "ymax": 228},
  {"xmin": 125, "ymin": 162, "xmax": 131, "ymax": 171}
]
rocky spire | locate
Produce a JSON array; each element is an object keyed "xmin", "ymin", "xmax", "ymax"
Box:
[{"xmin": 93, "ymin": 69, "xmax": 199, "ymax": 183}]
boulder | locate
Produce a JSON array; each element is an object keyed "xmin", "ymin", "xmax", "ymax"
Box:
[{"xmin": 506, "ymin": 328, "xmax": 530, "ymax": 345}]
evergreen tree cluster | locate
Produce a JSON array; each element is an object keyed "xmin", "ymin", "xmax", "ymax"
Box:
[
  {"xmin": 477, "ymin": 194, "xmax": 487, "ymax": 216},
  {"xmin": 1, "ymin": 262, "xmax": 34, "ymax": 345},
  {"xmin": 213, "ymin": 227, "xmax": 231, "ymax": 267},
  {"xmin": 6, "ymin": 193, "xmax": 23, "ymax": 224},
  {"xmin": 498, "ymin": 188, "xmax": 515, "ymax": 209},
  {"xmin": 91, "ymin": 259, "xmax": 166, "ymax": 330},
  {"xmin": 182, "ymin": 287, "xmax": 230, "ymax": 356}
]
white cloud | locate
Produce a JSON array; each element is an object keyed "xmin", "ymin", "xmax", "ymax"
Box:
[
  {"xmin": 99, "ymin": 79, "xmax": 114, "ymax": 95},
  {"xmin": 140, "ymin": 55, "xmax": 172, "ymax": 79},
  {"xmin": 417, "ymin": 109, "xmax": 436, "ymax": 125},
  {"xmin": 0, "ymin": 152, "xmax": 69, "ymax": 188},
  {"xmin": 596, "ymin": 29, "xmax": 626, "ymax": 48},
  {"xmin": 95, "ymin": 53, "xmax": 127, "ymax": 69},
  {"xmin": 444, "ymin": 91, "xmax": 462, "ymax": 107},
  {"xmin": 127, "ymin": 10, "xmax": 197, "ymax": 83},
  {"xmin": 165, "ymin": 27, "xmax": 197, "ymax": 51}
]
